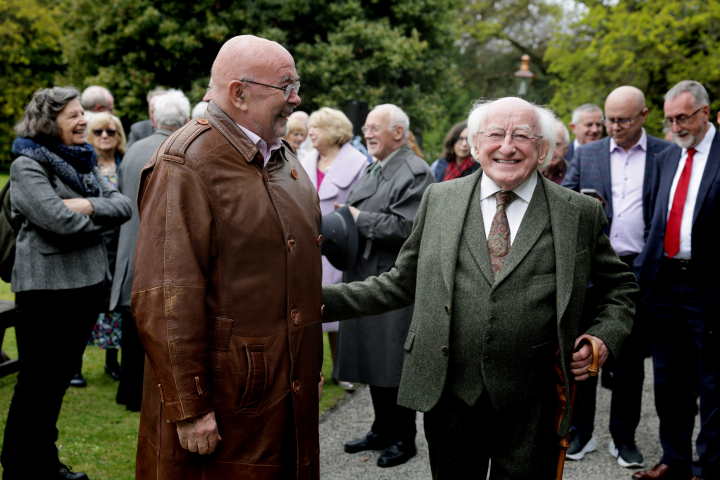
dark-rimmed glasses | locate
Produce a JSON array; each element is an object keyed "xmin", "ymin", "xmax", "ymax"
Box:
[
  {"xmin": 241, "ymin": 79, "xmax": 300, "ymax": 99},
  {"xmin": 92, "ymin": 129, "xmax": 117, "ymax": 137},
  {"xmin": 477, "ymin": 130, "xmax": 543, "ymax": 145},
  {"xmin": 662, "ymin": 107, "xmax": 702, "ymax": 127},
  {"xmin": 602, "ymin": 110, "xmax": 644, "ymax": 129}
]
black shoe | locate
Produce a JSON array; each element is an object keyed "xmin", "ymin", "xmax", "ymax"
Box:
[
  {"xmin": 104, "ymin": 363, "xmax": 121, "ymax": 381},
  {"xmin": 377, "ymin": 440, "xmax": 417, "ymax": 468},
  {"xmin": 344, "ymin": 431, "xmax": 389, "ymax": 453},
  {"xmin": 609, "ymin": 439, "xmax": 645, "ymax": 468},
  {"xmin": 69, "ymin": 373, "xmax": 87, "ymax": 388},
  {"xmin": 58, "ymin": 463, "xmax": 89, "ymax": 479},
  {"xmin": 566, "ymin": 430, "xmax": 597, "ymax": 460}
]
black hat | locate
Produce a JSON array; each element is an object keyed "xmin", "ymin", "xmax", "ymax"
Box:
[{"xmin": 320, "ymin": 205, "xmax": 358, "ymax": 271}]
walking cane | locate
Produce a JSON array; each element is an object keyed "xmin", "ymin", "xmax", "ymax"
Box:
[{"xmin": 555, "ymin": 336, "xmax": 599, "ymax": 480}]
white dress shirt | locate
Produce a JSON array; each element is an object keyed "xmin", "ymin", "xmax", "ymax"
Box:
[
  {"xmin": 236, "ymin": 124, "xmax": 282, "ymax": 166},
  {"xmin": 479, "ymin": 171, "xmax": 537, "ymax": 245},
  {"xmin": 665, "ymin": 123, "xmax": 716, "ymax": 260},
  {"xmin": 608, "ymin": 129, "xmax": 647, "ymax": 256}
]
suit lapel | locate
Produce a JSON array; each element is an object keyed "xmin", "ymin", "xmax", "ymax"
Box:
[
  {"xmin": 493, "ymin": 173, "xmax": 550, "ymax": 286},
  {"xmin": 459, "ymin": 175, "xmax": 495, "ymax": 286},
  {"xmin": 692, "ymin": 130, "xmax": 720, "ymax": 225},
  {"xmin": 599, "ymin": 145, "xmax": 613, "ymax": 216},
  {"xmin": 642, "ymin": 139, "xmax": 660, "ymax": 225},
  {"xmin": 657, "ymin": 148, "xmax": 683, "ymax": 228},
  {"xmin": 346, "ymin": 163, "xmax": 378, "ymax": 205},
  {"xmin": 440, "ymin": 171, "xmax": 485, "ymax": 292}
]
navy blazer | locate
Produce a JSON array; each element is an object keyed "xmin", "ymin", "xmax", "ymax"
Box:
[
  {"xmin": 635, "ymin": 129, "xmax": 720, "ymax": 310},
  {"xmin": 562, "ymin": 135, "xmax": 672, "ymax": 236},
  {"xmin": 564, "ymin": 141, "xmax": 575, "ymax": 162}
]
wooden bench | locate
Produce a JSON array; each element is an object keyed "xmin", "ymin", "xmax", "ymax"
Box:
[{"xmin": 0, "ymin": 300, "xmax": 19, "ymax": 378}]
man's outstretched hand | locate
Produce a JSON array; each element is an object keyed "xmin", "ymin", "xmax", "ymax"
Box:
[
  {"xmin": 176, "ymin": 410, "xmax": 222, "ymax": 455},
  {"xmin": 570, "ymin": 335, "xmax": 609, "ymax": 381}
]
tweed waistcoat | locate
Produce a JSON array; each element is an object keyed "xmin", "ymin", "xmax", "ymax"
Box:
[{"xmin": 448, "ymin": 178, "xmax": 559, "ymax": 408}]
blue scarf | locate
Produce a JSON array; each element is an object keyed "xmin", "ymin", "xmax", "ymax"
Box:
[{"xmin": 11, "ymin": 137, "xmax": 101, "ymax": 198}]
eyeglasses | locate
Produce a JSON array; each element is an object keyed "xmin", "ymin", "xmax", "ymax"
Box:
[
  {"xmin": 361, "ymin": 125, "xmax": 397, "ymax": 134},
  {"xmin": 477, "ymin": 130, "xmax": 543, "ymax": 145},
  {"xmin": 92, "ymin": 129, "xmax": 117, "ymax": 137},
  {"xmin": 602, "ymin": 110, "xmax": 644, "ymax": 129},
  {"xmin": 241, "ymin": 79, "xmax": 300, "ymax": 99},
  {"xmin": 662, "ymin": 107, "xmax": 702, "ymax": 127}
]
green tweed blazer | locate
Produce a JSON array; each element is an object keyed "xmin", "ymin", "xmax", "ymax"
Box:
[{"xmin": 322, "ymin": 170, "xmax": 638, "ymax": 436}]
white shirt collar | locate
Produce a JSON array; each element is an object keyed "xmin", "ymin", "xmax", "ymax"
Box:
[
  {"xmin": 236, "ymin": 123, "xmax": 282, "ymax": 165},
  {"xmin": 609, "ymin": 128, "xmax": 647, "ymax": 153},
  {"xmin": 686, "ymin": 123, "xmax": 716, "ymax": 156},
  {"xmin": 480, "ymin": 168, "xmax": 538, "ymax": 204},
  {"xmin": 377, "ymin": 146, "xmax": 401, "ymax": 168}
]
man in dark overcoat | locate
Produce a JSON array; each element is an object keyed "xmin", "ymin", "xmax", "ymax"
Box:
[
  {"xmin": 323, "ymin": 97, "xmax": 637, "ymax": 479},
  {"xmin": 333, "ymin": 103, "xmax": 434, "ymax": 468}
]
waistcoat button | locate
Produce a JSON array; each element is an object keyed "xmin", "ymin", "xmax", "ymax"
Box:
[
  {"xmin": 484, "ymin": 355, "xmax": 491, "ymax": 362},
  {"xmin": 491, "ymin": 295, "xmax": 498, "ymax": 302},
  {"xmin": 287, "ymin": 239, "xmax": 296, "ymax": 251},
  {"xmin": 489, "ymin": 316, "xmax": 496, "ymax": 323},
  {"xmin": 291, "ymin": 169, "xmax": 298, "ymax": 179},
  {"xmin": 441, "ymin": 346, "xmax": 449, "ymax": 356},
  {"xmin": 486, "ymin": 335, "xmax": 492, "ymax": 343},
  {"xmin": 197, "ymin": 118, "xmax": 208, "ymax": 125},
  {"xmin": 317, "ymin": 235, "xmax": 323, "ymax": 245}
]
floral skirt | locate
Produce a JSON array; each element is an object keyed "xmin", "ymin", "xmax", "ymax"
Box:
[{"xmin": 88, "ymin": 311, "xmax": 122, "ymax": 349}]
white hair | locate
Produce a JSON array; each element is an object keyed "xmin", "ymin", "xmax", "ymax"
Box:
[
  {"xmin": 192, "ymin": 101, "xmax": 209, "ymax": 119},
  {"xmin": 154, "ymin": 89, "xmax": 191, "ymax": 129},
  {"xmin": 557, "ymin": 120, "xmax": 570, "ymax": 146},
  {"xmin": 665, "ymin": 80, "xmax": 710, "ymax": 108},
  {"xmin": 571, "ymin": 103, "xmax": 602, "ymax": 125},
  {"xmin": 467, "ymin": 98, "xmax": 557, "ymax": 169},
  {"xmin": 373, "ymin": 104, "xmax": 410, "ymax": 141}
]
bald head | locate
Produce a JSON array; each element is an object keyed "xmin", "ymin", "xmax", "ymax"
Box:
[
  {"xmin": 605, "ymin": 86, "xmax": 646, "ymax": 112},
  {"xmin": 604, "ymin": 85, "xmax": 649, "ymax": 151}
]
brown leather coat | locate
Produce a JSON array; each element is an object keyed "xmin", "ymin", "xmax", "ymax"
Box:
[{"xmin": 132, "ymin": 102, "xmax": 323, "ymax": 479}]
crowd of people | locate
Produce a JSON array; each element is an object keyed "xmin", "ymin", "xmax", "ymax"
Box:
[{"xmin": 0, "ymin": 33, "xmax": 717, "ymax": 480}]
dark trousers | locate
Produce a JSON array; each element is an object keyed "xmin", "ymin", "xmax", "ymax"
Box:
[
  {"xmin": 647, "ymin": 259, "xmax": 719, "ymax": 479},
  {"xmin": 115, "ymin": 306, "xmax": 145, "ymax": 411},
  {"xmin": 424, "ymin": 390, "xmax": 557, "ymax": 480},
  {"xmin": 571, "ymin": 253, "xmax": 649, "ymax": 446},
  {"xmin": 1, "ymin": 284, "xmax": 101, "ymax": 477},
  {"xmin": 369, "ymin": 386, "xmax": 416, "ymax": 443}
]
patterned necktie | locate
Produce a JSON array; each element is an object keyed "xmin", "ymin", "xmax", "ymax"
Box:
[
  {"xmin": 368, "ymin": 161, "xmax": 382, "ymax": 178},
  {"xmin": 488, "ymin": 191, "xmax": 517, "ymax": 278},
  {"xmin": 664, "ymin": 148, "xmax": 696, "ymax": 258}
]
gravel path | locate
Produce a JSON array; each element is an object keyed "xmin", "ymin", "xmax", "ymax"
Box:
[{"xmin": 319, "ymin": 358, "xmax": 700, "ymax": 479}]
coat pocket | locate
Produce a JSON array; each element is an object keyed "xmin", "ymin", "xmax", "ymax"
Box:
[
  {"xmin": 236, "ymin": 344, "xmax": 267, "ymax": 414},
  {"xmin": 404, "ymin": 329, "xmax": 416, "ymax": 352}
]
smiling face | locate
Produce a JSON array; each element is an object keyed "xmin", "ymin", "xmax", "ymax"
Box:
[
  {"xmin": 307, "ymin": 123, "xmax": 326, "ymax": 151},
  {"xmin": 474, "ymin": 101, "xmax": 547, "ymax": 191},
  {"xmin": 664, "ymin": 91, "xmax": 710, "ymax": 149},
  {"xmin": 56, "ymin": 98, "xmax": 87, "ymax": 146},
  {"xmin": 453, "ymin": 127, "xmax": 470, "ymax": 160},
  {"xmin": 363, "ymin": 107, "xmax": 404, "ymax": 160},
  {"xmin": 244, "ymin": 60, "xmax": 301, "ymax": 140},
  {"xmin": 570, "ymin": 110, "xmax": 603, "ymax": 145},
  {"xmin": 89, "ymin": 119, "xmax": 119, "ymax": 154},
  {"xmin": 287, "ymin": 130, "xmax": 305, "ymax": 150}
]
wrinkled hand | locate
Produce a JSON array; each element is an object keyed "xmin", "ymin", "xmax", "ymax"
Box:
[
  {"xmin": 176, "ymin": 410, "xmax": 222, "ymax": 455},
  {"xmin": 570, "ymin": 335, "xmax": 608, "ymax": 381},
  {"xmin": 62, "ymin": 198, "xmax": 94, "ymax": 216},
  {"xmin": 333, "ymin": 202, "xmax": 360, "ymax": 219},
  {"xmin": 318, "ymin": 372, "xmax": 324, "ymax": 402}
]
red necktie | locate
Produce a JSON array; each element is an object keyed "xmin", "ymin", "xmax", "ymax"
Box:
[{"xmin": 664, "ymin": 148, "xmax": 696, "ymax": 258}]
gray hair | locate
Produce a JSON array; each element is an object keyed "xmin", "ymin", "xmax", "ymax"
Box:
[
  {"xmin": 571, "ymin": 104, "xmax": 603, "ymax": 125},
  {"xmin": 147, "ymin": 86, "xmax": 168, "ymax": 103},
  {"xmin": 15, "ymin": 87, "xmax": 80, "ymax": 139},
  {"xmin": 154, "ymin": 89, "xmax": 191, "ymax": 129},
  {"xmin": 80, "ymin": 85, "xmax": 112, "ymax": 110},
  {"xmin": 373, "ymin": 104, "xmax": 410, "ymax": 141},
  {"xmin": 192, "ymin": 101, "xmax": 209, "ymax": 119},
  {"xmin": 467, "ymin": 98, "xmax": 557, "ymax": 169},
  {"xmin": 557, "ymin": 120, "xmax": 571, "ymax": 146},
  {"xmin": 665, "ymin": 80, "xmax": 710, "ymax": 108}
]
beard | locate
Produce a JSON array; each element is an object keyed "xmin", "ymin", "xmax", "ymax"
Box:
[{"xmin": 673, "ymin": 129, "xmax": 699, "ymax": 149}]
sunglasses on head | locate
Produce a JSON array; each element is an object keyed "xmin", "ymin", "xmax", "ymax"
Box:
[{"xmin": 92, "ymin": 129, "xmax": 117, "ymax": 137}]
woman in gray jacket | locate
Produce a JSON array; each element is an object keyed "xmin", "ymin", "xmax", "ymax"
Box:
[{"xmin": 0, "ymin": 87, "xmax": 132, "ymax": 480}]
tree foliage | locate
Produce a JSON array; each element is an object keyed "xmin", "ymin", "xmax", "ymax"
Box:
[
  {"xmin": 0, "ymin": 0, "xmax": 63, "ymax": 164},
  {"xmin": 60, "ymin": 0, "xmax": 462, "ymax": 139},
  {"xmin": 546, "ymin": 0, "xmax": 720, "ymax": 136}
]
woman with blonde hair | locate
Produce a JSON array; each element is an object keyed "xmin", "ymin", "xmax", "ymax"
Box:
[
  {"xmin": 284, "ymin": 118, "xmax": 307, "ymax": 157},
  {"xmin": 300, "ymin": 107, "xmax": 367, "ymax": 391}
]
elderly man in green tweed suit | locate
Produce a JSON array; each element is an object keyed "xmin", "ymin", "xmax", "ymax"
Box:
[{"xmin": 322, "ymin": 97, "xmax": 638, "ymax": 479}]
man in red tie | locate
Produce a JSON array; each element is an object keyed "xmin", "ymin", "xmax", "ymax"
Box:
[{"xmin": 634, "ymin": 80, "xmax": 720, "ymax": 480}]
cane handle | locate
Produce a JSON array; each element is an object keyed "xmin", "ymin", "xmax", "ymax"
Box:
[{"xmin": 577, "ymin": 335, "xmax": 600, "ymax": 377}]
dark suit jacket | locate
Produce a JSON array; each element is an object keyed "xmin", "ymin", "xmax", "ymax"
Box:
[
  {"xmin": 323, "ymin": 170, "xmax": 637, "ymax": 437},
  {"xmin": 562, "ymin": 134, "xmax": 672, "ymax": 236},
  {"xmin": 636, "ymin": 129, "xmax": 720, "ymax": 315},
  {"xmin": 127, "ymin": 119, "xmax": 155, "ymax": 150},
  {"xmin": 564, "ymin": 141, "xmax": 575, "ymax": 162}
]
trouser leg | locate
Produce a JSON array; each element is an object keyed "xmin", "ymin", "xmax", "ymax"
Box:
[
  {"xmin": 369, "ymin": 385, "xmax": 416, "ymax": 443},
  {"xmin": 571, "ymin": 375, "xmax": 597, "ymax": 438},
  {"xmin": 117, "ymin": 306, "xmax": 145, "ymax": 411},
  {"xmin": 1, "ymin": 285, "xmax": 101, "ymax": 476},
  {"xmin": 608, "ymin": 331, "xmax": 647, "ymax": 445}
]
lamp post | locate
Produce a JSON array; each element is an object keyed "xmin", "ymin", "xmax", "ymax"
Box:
[{"xmin": 513, "ymin": 54, "xmax": 536, "ymax": 98}]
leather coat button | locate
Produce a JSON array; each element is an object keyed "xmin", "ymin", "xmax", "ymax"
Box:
[
  {"xmin": 291, "ymin": 309, "xmax": 299, "ymax": 323},
  {"xmin": 317, "ymin": 235, "xmax": 323, "ymax": 245},
  {"xmin": 489, "ymin": 316, "xmax": 496, "ymax": 324},
  {"xmin": 292, "ymin": 381, "xmax": 301, "ymax": 392},
  {"xmin": 287, "ymin": 239, "xmax": 296, "ymax": 251},
  {"xmin": 320, "ymin": 304, "xmax": 325, "ymax": 316},
  {"xmin": 441, "ymin": 346, "xmax": 449, "ymax": 356},
  {"xmin": 291, "ymin": 169, "xmax": 298, "ymax": 179},
  {"xmin": 197, "ymin": 118, "xmax": 208, "ymax": 125}
]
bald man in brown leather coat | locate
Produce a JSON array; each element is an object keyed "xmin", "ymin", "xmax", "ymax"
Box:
[{"xmin": 132, "ymin": 35, "xmax": 323, "ymax": 480}]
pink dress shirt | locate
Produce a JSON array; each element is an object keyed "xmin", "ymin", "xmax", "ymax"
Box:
[{"xmin": 236, "ymin": 124, "xmax": 282, "ymax": 166}]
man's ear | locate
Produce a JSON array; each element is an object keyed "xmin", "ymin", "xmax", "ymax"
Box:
[
  {"xmin": 394, "ymin": 126, "xmax": 404, "ymax": 141},
  {"xmin": 227, "ymin": 80, "xmax": 249, "ymax": 112},
  {"xmin": 569, "ymin": 123, "xmax": 577, "ymax": 135}
]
